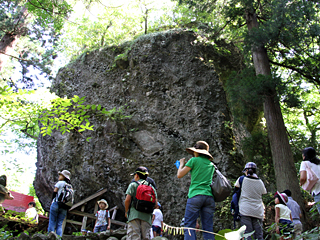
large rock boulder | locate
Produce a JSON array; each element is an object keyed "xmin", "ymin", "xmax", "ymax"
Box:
[{"xmin": 35, "ymin": 30, "xmax": 243, "ymax": 229}]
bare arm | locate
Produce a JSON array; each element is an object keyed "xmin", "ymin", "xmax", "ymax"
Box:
[
  {"xmin": 53, "ymin": 187, "xmax": 59, "ymax": 192},
  {"xmin": 177, "ymin": 158, "xmax": 191, "ymax": 178},
  {"xmin": 152, "ymin": 214, "xmax": 155, "ymax": 223},
  {"xmin": 107, "ymin": 217, "xmax": 111, "ymax": 230},
  {"xmin": 125, "ymin": 195, "xmax": 132, "ymax": 218},
  {"xmin": 300, "ymin": 170, "xmax": 307, "ymax": 186},
  {"xmin": 275, "ymin": 207, "xmax": 280, "ymax": 234}
]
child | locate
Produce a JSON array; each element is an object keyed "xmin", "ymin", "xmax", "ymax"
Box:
[
  {"xmin": 94, "ymin": 199, "xmax": 111, "ymax": 233},
  {"xmin": 274, "ymin": 191, "xmax": 294, "ymax": 240},
  {"xmin": 26, "ymin": 201, "xmax": 38, "ymax": 223},
  {"xmin": 152, "ymin": 202, "xmax": 163, "ymax": 237}
]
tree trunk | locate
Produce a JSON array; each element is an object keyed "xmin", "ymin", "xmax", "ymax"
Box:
[
  {"xmin": 0, "ymin": 6, "xmax": 28, "ymax": 72},
  {"xmin": 246, "ymin": 10, "xmax": 307, "ymax": 225},
  {"xmin": 0, "ymin": 33, "xmax": 17, "ymax": 72}
]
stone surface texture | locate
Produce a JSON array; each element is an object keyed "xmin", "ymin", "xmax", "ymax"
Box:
[{"xmin": 35, "ymin": 30, "xmax": 244, "ymax": 232}]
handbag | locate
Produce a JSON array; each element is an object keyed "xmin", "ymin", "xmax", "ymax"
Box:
[
  {"xmin": 210, "ymin": 164, "xmax": 232, "ymax": 202},
  {"xmin": 302, "ymin": 162, "xmax": 319, "ymax": 191}
]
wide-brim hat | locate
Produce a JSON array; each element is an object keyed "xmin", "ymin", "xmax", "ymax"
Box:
[
  {"xmin": 97, "ymin": 199, "xmax": 109, "ymax": 208},
  {"xmin": 186, "ymin": 141, "xmax": 213, "ymax": 160},
  {"xmin": 58, "ymin": 170, "xmax": 71, "ymax": 180},
  {"xmin": 275, "ymin": 191, "xmax": 288, "ymax": 205}
]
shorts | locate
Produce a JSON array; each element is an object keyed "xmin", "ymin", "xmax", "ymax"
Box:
[
  {"xmin": 152, "ymin": 225, "xmax": 161, "ymax": 234},
  {"xmin": 279, "ymin": 219, "xmax": 294, "ymax": 235},
  {"xmin": 94, "ymin": 225, "xmax": 107, "ymax": 233}
]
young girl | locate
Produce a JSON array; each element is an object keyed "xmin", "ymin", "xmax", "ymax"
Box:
[
  {"xmin": 26, "ymin": 201, "xmax": 38, "ymax": 223},
  {"xmin": 274, "ymin": 191, "xmax": 294, "ymax": 240},
  {"xmin": 94, "ymin": 199, "xmax": 111, "ymax": 233},
  {"xmin": 152, "ymin": 202, "xmax": 163, "ymax": 237},
  {"xmin": 48, "ymin": 170, "xmax": 71, "ymax": 236}
]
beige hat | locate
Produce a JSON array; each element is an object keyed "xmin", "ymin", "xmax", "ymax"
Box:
[
  {"xmin": 186, "ymin": 141, "xmax": 213, "ymax": 160},
  {"xmin": 58, "ymin": 170, "xmax": 71, "ymax": 180},
  {"xmin": 97, "ymin": 199, "xmax": 109, "ymax": 209}
]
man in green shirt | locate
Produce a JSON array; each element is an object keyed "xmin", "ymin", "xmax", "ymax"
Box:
[{"xmin": 125, "ymin": 166, "xmax": 158, "ymax": 240}]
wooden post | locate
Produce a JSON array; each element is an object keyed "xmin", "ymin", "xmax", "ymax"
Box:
[
  {"xmin": 111, "ymin": 208, "xmax": 117, "ymax": 220},
  {"xmin": 80, "ymin": 205, "xmax": 87, "ymax": 231},
  {"xmin": 94, "ymin": 199, "xmax": 98, "ymax": 213},
  {"xmin": 81, "ymin": 216, "xmax": 87, "ymax": 231}
]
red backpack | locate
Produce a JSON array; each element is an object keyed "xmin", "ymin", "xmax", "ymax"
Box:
[{"xmin": 132, "ymin": 180, "xmax": 156, "ymax": 213}]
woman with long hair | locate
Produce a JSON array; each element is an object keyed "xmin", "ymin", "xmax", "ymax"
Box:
[{"xmin": 300, "ymin": 147, "xmax": 320, "ymax": 213}]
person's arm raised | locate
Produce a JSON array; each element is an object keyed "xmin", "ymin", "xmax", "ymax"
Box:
[{"xmin": 177, "ymin": 158, "xmax": 191, "ymax": 178}]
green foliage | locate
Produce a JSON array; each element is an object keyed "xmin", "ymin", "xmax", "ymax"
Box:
[
  {"xmin": 300, "ymin": 226, "xmax": 320, "ymax": 239},
  {"xmin": 0, "ymin": 86, "xmax": 50, "ymax": 138},
  {"xmin": 0, "ymin": 85, "xmax": 130, "ymax": 143},
  {"xmin": 0, "ymin": 0, "xmax": 72, "ymax": 85},
  {"xmin": 0, "ymin": 226, "xmax": 13, "ymax": 240},
  {"xmin": 39, "ymin": 95, "xmax": 130, "ymax": 141},
  {"xmin": 26, "ymin": 0, "xmax": 72, "ymax": 32},
  {"xmin": 225, "ymin": 68, "xmax": 284, "ymax": 131},
  {"xmin": 216, "ymin": 229, "xmax": 232, "ymax": 240},
  {"xmin": 241, "ymin": 131, "xmax": 274, "ymax": 178},
  {"xmin": 281, "ymin": 83, "xmax": 320, "ymax": 157},
  {"xmin": 72, "ymin": 232, "xmax": 83, "ymax": 236},
  {"xmin": 28, "ymin": 184, "xmax": 44, "ymax": 215},
  {"xmin": 2, "ymin": 210, "xmax": 38, "ymax": 225},
  {"xmin": 58, "ymin": 0, "xmax": 177, "ymax": 60}
]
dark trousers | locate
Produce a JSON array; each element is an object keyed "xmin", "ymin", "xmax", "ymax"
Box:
[{"xmin": 240, "ymin": 215, "xmax": 263, "ymax": 240}]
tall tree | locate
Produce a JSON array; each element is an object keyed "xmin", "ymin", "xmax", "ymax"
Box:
[{"xmin": 0, "ymin": 0, "xmax": 72, "ymax": 85}]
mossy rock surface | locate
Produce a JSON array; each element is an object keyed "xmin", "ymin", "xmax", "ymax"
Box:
[{"xmin": 36, "ymin": 30, "xmax": 246, "ymax": 233}]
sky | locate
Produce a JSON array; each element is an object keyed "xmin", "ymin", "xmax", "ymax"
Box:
[{"xmin": 1, "ymin": 132, "xmax": 37, "ymax": 194}]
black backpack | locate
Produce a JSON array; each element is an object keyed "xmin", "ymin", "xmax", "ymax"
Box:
[{"xmin": 57, "ymin": 183, "xmax": 74, "ymax": 209}]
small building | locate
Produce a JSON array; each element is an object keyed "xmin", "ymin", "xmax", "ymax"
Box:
[
  {"xmin": 2, "ymin": 191, "xmax": 49, "ymax": 232},
  {"xmin": 2, "ymin": 191, "xmax": 34, "ymax": 212}
]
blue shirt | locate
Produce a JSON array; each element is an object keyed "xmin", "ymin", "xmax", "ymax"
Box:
[{"xmin": 286, "ymin": 197, "xmax": 301, "ymax": 225}]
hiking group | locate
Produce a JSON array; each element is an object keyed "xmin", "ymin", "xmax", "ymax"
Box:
[{"xmin": 47, "ymin": 142, "xmax": 320, "ymax": 240}]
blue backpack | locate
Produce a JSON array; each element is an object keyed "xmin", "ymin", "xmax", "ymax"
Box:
[{"xmin": 230, "ymin": 176, "xmax": 245, "ymax": 228}]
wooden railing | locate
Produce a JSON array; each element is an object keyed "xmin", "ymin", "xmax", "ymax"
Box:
[{"xmin": 61, "ymin": 188, "xmax": 127, "ymax": 234}]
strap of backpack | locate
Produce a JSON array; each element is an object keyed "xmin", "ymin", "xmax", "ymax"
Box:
[{"xmin": 128, "ymin": 181, "xmax": 141, "ymax": 218}]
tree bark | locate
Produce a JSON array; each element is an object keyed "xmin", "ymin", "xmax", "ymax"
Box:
[
  {"xmin": 0, "ymin": 6, "xmax": 28, "ymax": 72},
  {"xmin": 246, "ymin": 9, "xmax": 307, "ymax": 225},
  {"xmin": 0, "ymin": 33, "xmax": 17, "ymax": 72}
]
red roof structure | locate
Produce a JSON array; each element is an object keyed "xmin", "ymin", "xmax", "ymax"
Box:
[{"xmin": 2, "ymin": 191, "xmax": 34, "ymax": 212}]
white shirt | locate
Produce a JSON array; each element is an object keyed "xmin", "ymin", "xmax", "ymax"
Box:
[
  {"xmin": 95, "ymin": 209, "xmax": 110, "ymax": 227},
  {"xmin": 300, "ymin": 161, "xmax": 320, "ymax": 195},
  {"xmin": 235, "ymin": 177, "xmax": 267, "ymax": 219},
  {"xmin": 275, "ymin": 204, "xmax": 291, "ymax": 221},
  {"xmin": 54, "ymin": 181, "xmax": 66, "ymax": 202},
  {"xmin": 25, "ymin": 207, "xmax": 38, "ymax": 223},
  {"xmin": 152, "ymin": 209, "xmax": 163, "ymax": 227}
]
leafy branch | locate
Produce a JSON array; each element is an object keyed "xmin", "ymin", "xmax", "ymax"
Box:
[
  {"xmin": 0, "ymin": 86, "xmax": 130, "ymax": 142},
  {"xmin": 39, "ymin": 95, "xmax": 130, "ymax": 142}
]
